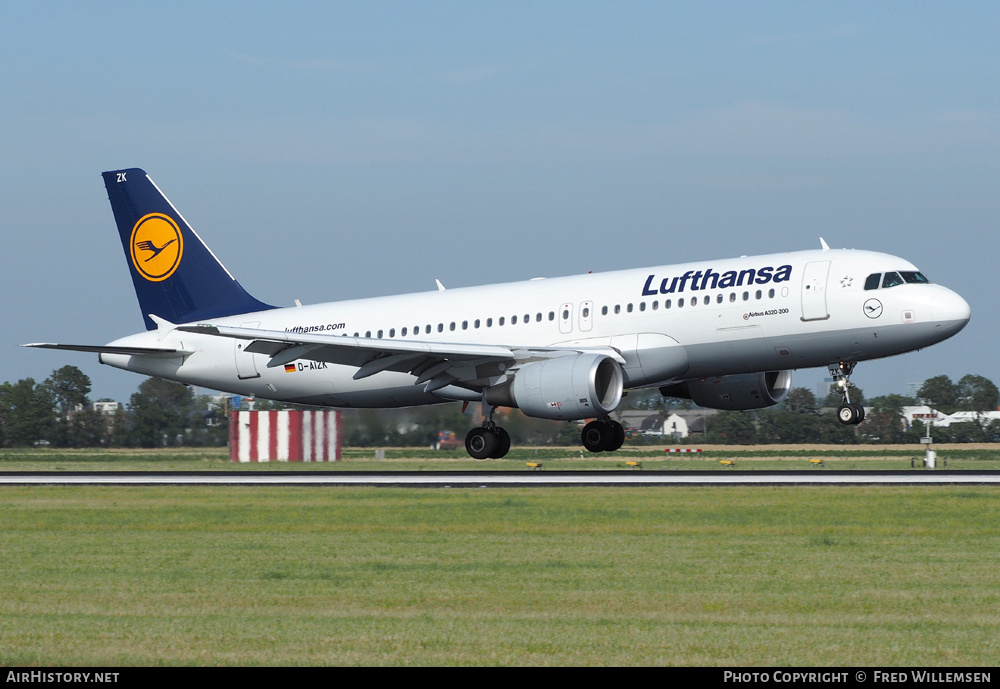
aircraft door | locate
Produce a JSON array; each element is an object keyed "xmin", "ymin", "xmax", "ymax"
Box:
[
  {"xmin": 579, "ymin": 301, "xmax": 594, "ymax": 332},
  {"xmin": 235, "ymin": 321, "xmax": 262, "ymax": 379},
  {"xmin": 559, "ymin": 303, "xmax": 573, "ymax": 334},
  {"xmin": 801, "ymin": 261, "xmax": 831, "ymax": 321}
]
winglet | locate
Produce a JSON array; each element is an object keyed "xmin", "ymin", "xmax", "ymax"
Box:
[
  {"xmin": 819, "ymin": 237, "xmax": 830, "ymax": 251},
  {"xmin": 435, "ymin": 279, "xmax": 446, "ymax": 292}
]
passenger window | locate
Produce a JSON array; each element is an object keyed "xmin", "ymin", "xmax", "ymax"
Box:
[
  {"xmin": 717, "ymin": 294, "xmax": 723, "ymax": 304},
  {"xmin": 768, "ymin": 289, "xmax": 775, "ymax": 298},
  {"xmin": 665, "ymin": 299, "xmax": 671, "ymax": 309},
  {"xmin": 389, "ymin": 329, "xmax": 395, "ymax": 338},
  {"xmin": 486, "ymin": 318, "xmax": 492, "ymax": 327},
  {"xmin": 562, "ymin": 309, "xmax": 570, "ymax": 320},
  {"xmin": 627, "ymin": 303, "xmax": 633, "ymax": 313},
  {"xmin": 548, "ymin": 311, "xmax": 554, "ymax": 321},
  {"xmin": 730, "ymin": 293, "xmax": 736, "ymax": 303},
  {"xmin": 639, "ymin": 302, "xmax": 646, "ymax": 312},
  {"xmin": 499, "ymin": 316, "xmax": 505, "ymax": 326},
  {"xmin": 512, "ymin": 315, "xmax": 518, "ymax": 325},
  {"xmin": 614, "ymin": 305, "xmax": 621, "ymax": 314},
  {"xmin": 678, "ymin": 298, "xmax": 685, "ymax": 308},
  {"xmin": 755, "ymin": 290, "xmax": 762, "ymax": 300},
  {"xmin": 601, "ymin": 306, "xmax": 608, "ymax": 316},
  {"xmin": 474, "ymin": 319, "xmax": 480, "ymax": 329},
  {"xmin": 437, "ymin": 324, "xmax": 443, "ymax": 333},
  {"xmin": 882, "ymin": 272, "xmax": 904, "ymax": 288},
  {"xmin": 864, "ymin": 274, "xmax": 882, "ymax": 290},
  {"xmin": 652, "ymin": 301, "xmax": 658, "ymax": 310}
]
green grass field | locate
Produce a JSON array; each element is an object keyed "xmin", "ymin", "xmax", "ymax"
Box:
[
  {"xmin": 3, "ymin": 444, "xmax": 1000, "ymax": 472},
  {"xmin": 1, "ymin": 482, "xmax": 998, "ymax": 665}
]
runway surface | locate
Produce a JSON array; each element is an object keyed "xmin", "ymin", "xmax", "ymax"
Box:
[{"xmin": 2, "ymin": 470, "xmax": 1000, "ymax": 486}]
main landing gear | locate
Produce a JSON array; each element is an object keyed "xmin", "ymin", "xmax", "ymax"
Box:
[
  {"xmin": 830, "ymin": 361, "xmax": 865, "ymax": 425},
  {"xmin": 464, "ymin": 409, "xmax": 627, "ymax": 459},
  {"xmin": 465, "ymin": 407, "xmax": 511, "ymax": 460},
  {"xmin": 581, "ymin": 416, "xmax": 626, "ymax": 453}
]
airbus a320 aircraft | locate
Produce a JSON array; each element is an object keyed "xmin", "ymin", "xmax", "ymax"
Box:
[{"xmin": 26, "ymin": 169, "xmax": 971, "ymax": 458}]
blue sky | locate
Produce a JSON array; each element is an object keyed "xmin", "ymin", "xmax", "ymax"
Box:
[{"xmin": 2, "ymin": 2, "xmax": 997, "ymax": 405}]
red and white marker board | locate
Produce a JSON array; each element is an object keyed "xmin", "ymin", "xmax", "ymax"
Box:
[{"xmin": 229, "ymin": 410, "xmax": 341, "ymax": 462}]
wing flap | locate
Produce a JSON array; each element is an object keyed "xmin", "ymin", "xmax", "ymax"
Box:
[{"xmin": 178, "ymin": 324, "xmax": 517, "ymax": 362}]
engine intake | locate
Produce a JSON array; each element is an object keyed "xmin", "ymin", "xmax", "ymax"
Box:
[
  {"xmin": 485, "ymin": 353, "xmax": 624, "ymax": 420},
  {"xmin": 660, "ymin": 371, "xmax": 792, "ymax": 411}
]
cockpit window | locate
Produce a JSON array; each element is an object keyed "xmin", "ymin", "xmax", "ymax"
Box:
[
  {"xmin": 866, "ymin": 271, "xmax": 929, "ymax": 290},
  {"xmin": 882, "ymin": 272, "xmax": 904, "ymax": 288},
  {"xmin": 900, "ymin": 271, "xmax": 930, "ymax": 284}
]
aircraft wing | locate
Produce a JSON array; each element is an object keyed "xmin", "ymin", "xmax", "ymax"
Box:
[{"xmin": 177, "ymin": 324, "xmax": 623, "ymax": 394}]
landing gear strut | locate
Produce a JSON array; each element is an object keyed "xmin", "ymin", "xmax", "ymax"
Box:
[
  {"xmin": 465, "ymin": 406, "xmax": 511, "ymax": 460},
  {"xmin": 581, "ymin": 416, "xmax": 626, "ymax": 452},
  {"xmin": 830, "ymin": 362, "xmax": 865, "ymax": 425}
]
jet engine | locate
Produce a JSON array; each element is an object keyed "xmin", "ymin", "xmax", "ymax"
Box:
[
  {"xmin": 485, "ymin": 353, "xmax": 624, "ymax": 420},
  {"xmin": 659, "ymin": 371, "xmax": 792, "ymax": 411}
]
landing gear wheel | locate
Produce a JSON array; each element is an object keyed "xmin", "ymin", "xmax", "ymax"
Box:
[
  {"xmin": 465, "ymin": 427, "xmax": 497, "ymax": 460},
  {"xmin": 837, "ymin": 403, "xmax": 865, "ymax": 425},
  {"xmin": 582, "ymin": 421, "xmax": 608, "ymax": 453},
  {"xmin": 830, "ymin": 362, "xmax": 864, "ymax": 426},
  {"xmin": 582, "ymin": 418, "xmax": 626, "ymax": 452},
  {"xmin": 608, "ymin": 421, "xmax": 626, "ymax": 451},
  {"xmin": 489, "ymin": 427, "xmax": 511, "ymax": 459}
]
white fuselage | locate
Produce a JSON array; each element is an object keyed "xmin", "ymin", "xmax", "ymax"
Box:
[{"xmin": 99, "ymin": 248, "xmax": 970, "ymax": 411}]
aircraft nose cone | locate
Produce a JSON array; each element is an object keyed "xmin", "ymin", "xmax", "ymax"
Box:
[{"xmin": 933, "ymin": 289, "xmax": 971, "ymax": 333}]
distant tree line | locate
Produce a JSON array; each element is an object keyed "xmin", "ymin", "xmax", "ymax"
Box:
[
  {"xmin": 0, "ymin": 366, "xmax": 228, "ymax": 448},
  {"xmin": 2, "ymin": 367, "xmax": 998, "ymax": 448},
  {"xmin": 702, "ymin": 374, "xmax": 1000, "ymax": 445}
]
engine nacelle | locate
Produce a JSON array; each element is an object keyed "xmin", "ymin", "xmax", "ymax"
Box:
[
  {"xmin": 660, "ymin": 371, "xmax": 792, "ymax": 411},
  {"xmin": 485, "ymin": 353, "xmax": 624, "ymax": 420}
]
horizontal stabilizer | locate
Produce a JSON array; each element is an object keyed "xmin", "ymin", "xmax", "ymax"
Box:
[{"xmin": 21, "ymin": 343, "xmax": 191, "ymax": 357}]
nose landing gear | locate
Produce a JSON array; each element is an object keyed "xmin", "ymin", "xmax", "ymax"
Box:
[{"xmin": 830, "ymin": 362, "xmax": 865, "ymax": 425}]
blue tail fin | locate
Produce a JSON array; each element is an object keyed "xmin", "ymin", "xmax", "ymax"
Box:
[{"xmin": 103, "ymin": 168, "xmax": 275, "ymax": 330}]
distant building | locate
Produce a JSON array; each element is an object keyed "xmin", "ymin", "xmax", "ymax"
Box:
[
  {"xmin": 902, "ymin": 406, "xmax": 1000, "ymax": 429},
  {"xmin": 617, "ymin": 409, "xmax": 714, "ymax": 439},
  {"xmin": 93, "ymin": 401, "xmax": 120, "ymax": 415}
]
